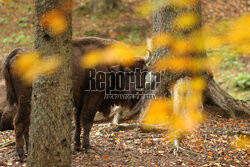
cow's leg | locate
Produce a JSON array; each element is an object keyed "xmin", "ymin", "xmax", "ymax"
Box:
[
  {"xmin": 81, "ymin": 94, "xmax": 103, "ymax": 152},
  {"xmin": 24, "ymin": 123, "xmax": 29, "ymax": 153},
  {"xmin": 82, "ymin": 110, "xmax": 96, "ymax": 150},
  {"xmin": 74, "ymin": 107, "xmax": 82, "ymax": 151},
  {"xmin": 24, "ymin": 103, "xmax": 30, "ymax": 154},
  {"xmin": 24, "ymin": 130, "xmax": 29, "ymax": 153},
  {"xmin": 14, "ymin": 109, "xmax": 26, "ymax": 160},
  {"xmin": 112, "ymin": 105, "xmax": 123, "ymax": 125},
  {"xmin": 14, "ymin": 99, "xmax": 30, "ymax": 161}
]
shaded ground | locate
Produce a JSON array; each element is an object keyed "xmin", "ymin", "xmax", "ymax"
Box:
[
  {"xmin": 0, "ymin": 0, "xmax": 249, "ymax": 166},
  {"xmin": 0, "ymin": 111, "xmax": 249, "ymax": 166}
]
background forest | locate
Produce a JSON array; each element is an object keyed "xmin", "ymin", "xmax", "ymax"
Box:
[
  {"xmin": 0, "ymin": 0, "xmax": 249, "ymax": 166},
  {"xmin": 0, "ymin": 0, "xmax": 249, "ymax": 100}
]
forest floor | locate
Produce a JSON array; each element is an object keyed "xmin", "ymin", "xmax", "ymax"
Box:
[
  {"xmin": 0, "ymin": 110, "xmax": 249, "ymax": 166},
  {"xmin": 0, "ymin": 0, "xmax": 249, "ymax": 166}
]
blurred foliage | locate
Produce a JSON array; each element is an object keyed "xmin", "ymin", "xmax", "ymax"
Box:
[
  {"xmin": 234, "ymin": 73, "xmax": 250, "ymax": 91},
  {"xmin": 13, "ymin": 51, "xmax": 61, "ymax": 85}
]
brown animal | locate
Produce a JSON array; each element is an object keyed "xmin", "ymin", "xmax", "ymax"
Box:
[
  {"xmin": 0, "ymin": 59, "xmax": 15, "ymax": 131},
  {"xmin": 73, "ymin": 58, "xmax": 148, "ymax": 151},
  {"xmin": 2, "ymin": 37, "xmax": 148, "ymax": 159}
]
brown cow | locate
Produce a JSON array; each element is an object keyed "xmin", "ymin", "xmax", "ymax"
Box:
[
  {"xmin": 73, "ymin": 58, "xmax": 148, "ymax": 151},
  {"xmin": 2, "ymin": 37, "xmax": 148, "ymax": 160}
]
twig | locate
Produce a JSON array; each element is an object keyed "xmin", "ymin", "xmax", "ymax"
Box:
[
  {"xmin": 170, "ymin": 139, "xmax": 200, "ymax": 157},
  {"xmin": 0, "ymin": 140, "xmax": 15, "ymax": 148},
  {"xmin": 226, "ymin": 131, "xmax": 250, "ymax": 136}
]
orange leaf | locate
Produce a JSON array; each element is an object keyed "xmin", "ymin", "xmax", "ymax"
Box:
[{"xmin": 208, "ymin": 151, "xmax": 213, "ymax": 156}]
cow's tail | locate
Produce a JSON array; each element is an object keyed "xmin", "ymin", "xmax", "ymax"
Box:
[{"xmin": 2, "ymin": 48, "xmax": 19, "ymax": 107}]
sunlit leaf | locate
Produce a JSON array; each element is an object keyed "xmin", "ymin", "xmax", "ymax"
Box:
[
  {"xmin": 172, "ymin": 39, "xmax": 191, "ymax": 55},
  {"xmin": 142, "ymin": 98, "xmax": 173, "ymax": 126},
  {"xmin": 173, "ymin": 12, "xmax": 199, "ymax": 30},
  {"xmin": 233, "ymin": 135, "xmax": 250, "ymax": 149},
  {"xmin": 136, "ymin": 2, "xmax": 154, "ymax": 16},
  {"xmin": 105, "ymin": 44, "xmax": 135, "ymax": 66},
  {"xmin": 227, "ymin": 14, "xmax": 250, "ymax": 44},
  {"xmin": 13, "ymin": 51, "xmax": 40, "ymax": 76},
  {"xmin": 154, "ymin": 56, "xmax": 191, "ymax": 72},
  {"xmin": 152, "ymin": 33, "xmax": 173, "ymax": 48},
  {"xmin": 40, "ymin": 9, "xmax": 68, "ymax": 35},
  {"xmin": 191, "ymin": 77, "xmax": 206, "ymax": 92},
  {"xmin": 81, "ymin": 50, "xmax": 103, "ymax": 68},
  {"xmin": 171, "ymin": 114, "xmax": 196, "ymax": 131},
  {"xmin": 233, "ymin": 43, "xmax": 250, "ymax": 54},
  {"xmin": 81, "ymin": 43, "xmax": 136, "ymax": 68},
  {"xmin": 205, "ymin": 53, "xmax": 222, "ymax": 70},
  {"xmin": 169, "ymin": 0, "xmax": 199, "ymax": 8},
  {"xmin": 40, "ymin": 56, "xmax": 61, "ymax": 75},
  {"xmin": 13, "ymin": 51, "xmax": 61, "ymax": 85},
  {"xmin": 205, "ymin": 36, "xmax": 223, "ymax": 49}
]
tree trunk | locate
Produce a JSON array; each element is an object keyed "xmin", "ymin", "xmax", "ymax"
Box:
[
  {"xmin": 151, "ymin": 1, "xmax": 249, "ymax": 118},
  {"xmin": 27, "ymin": 0, "xmax": 73, "ymax": 166},
  {"xmin": 89, "ymin": 0, "xmax": 121, "ymax": 14}
]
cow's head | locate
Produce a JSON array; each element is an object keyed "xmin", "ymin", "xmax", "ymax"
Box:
[{"xmin": 123, "ymin": 58, "xmax": 149, "ymax": 94}]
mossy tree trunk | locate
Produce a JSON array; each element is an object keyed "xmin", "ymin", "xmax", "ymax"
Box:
[
  {"xmin": 151, "ymin": 1, "xmax": 250, "ymax": 118},
  {"xmin": 27, "ymin": 0, "xmax": 73, "ymax": 166},
  {"xmin": 89, "ymin": 0, "xmax": 121, "ymax": 14}
]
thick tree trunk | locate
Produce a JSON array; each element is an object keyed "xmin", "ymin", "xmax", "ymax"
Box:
[
  {"xmin": 89, "ymin": 0, "xmax": 121, "ymax": 14},
  {"xmin": 151, "ymin": 1, "xmax": 249, "ymax": 118},
  {"xmin": 27, "ymin": 0, "xmax": 73, "ymax": 166},
  {"xmin": 205, "ymin": 79, "xmax": 250, "ymax": 117}
]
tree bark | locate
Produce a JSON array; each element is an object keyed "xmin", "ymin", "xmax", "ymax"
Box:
[
  {"xmin": 27, "ymin": 0, "xmax": 73, "ymax": 166},
  {"xmin": 89, "ymin": 0, "xmax": 121, "ymax": 14},
  {"xmin": 151, "ymin": 1, "xmax": 249, "ymax": 118}
]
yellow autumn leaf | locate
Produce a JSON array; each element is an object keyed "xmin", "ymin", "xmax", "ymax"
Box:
[
  {"xmin": 191, "ymin": 58, "xmax": 206, "ymax": 72},
  {"xmin": 136, "ymin": 2, "xmax": 154, "ymax": 16},
  {"xmin": 40, "ymin": 9, "xmax": 68, "ymax": 35},
  {"xmin": 233, "ymin": 43, "xmax": 250, "ymax": 54},
  {"xmin": 205, "ymin": 36, "xmax": 223, "ymax": 49},
  {"xmin": 172, "ymin": 39, "xmax": 191, "ymax": 55},
  {"xmin": 154, "ymin": 57, "xmax": 192, "ymax": 72},
  {"xmin": 81, "ymin": 50, "xmax": 103, "ymax": 68},
  {"xmin": 205, "ymin": 53, "xmax": 222, "ymax": 70},
  {"xmin": 142, "ymin": 98, "xmax": 172, "ymax": 126},
  {"xmin": 169, "ymin": 0, "xmax": 199, "ymax": 8},
  {"xmin": 131, "ymin": 44, "xmax": 148, "ymax": 58},
  {"xmin": 13, "ymin": 51, "xmax": 61, "ymax": 85},
  {"xmin": 40, "ymin": 56, "xmax": 61, "ymax": 75},
  {"xmin": 173, "ymin": 12, "xmax": 199, "ymax": 30},
  {"xmin": 233, "ymin": 135, "xmax": 250, "ymax": 149},
  {"xmin": 22, "ymin": 66, "xmax": 42, "ymax": 85},
  {"xmin": 171, "ymin": 114, "xmax": 195, "ymax": 131},
  {"xmin": 189, "ymin": 110, "xmax": 205, "ymax": 124},
  {"xmin": 81, "ymin": 44, "xmax": 136, "ymax": 68},
  {"xmin": 191, "ymin": 77, "xmax": 206, "ymax": 92},
  {"xmin": 152, "ymin": 33, "xmax": 173, "ymax": 48},
  {"xmin": 166, "ymin": 130, "xmax": 183, "ymax": 142},
  {"xmin": 13, "ymin": 51, "xmax": 40, "ymax": 76},
  {"xmin": 104, "ymin": 44, "xmax": 135, "ymax": 66},
  {"xmin": 227, "ymin": 14, "xmax": 250, "ymax": 44}
]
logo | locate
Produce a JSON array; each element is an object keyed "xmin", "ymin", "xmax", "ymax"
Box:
[{"xmin": 85, "ymin": 68, "xmax": 162, "ymax": 99}]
